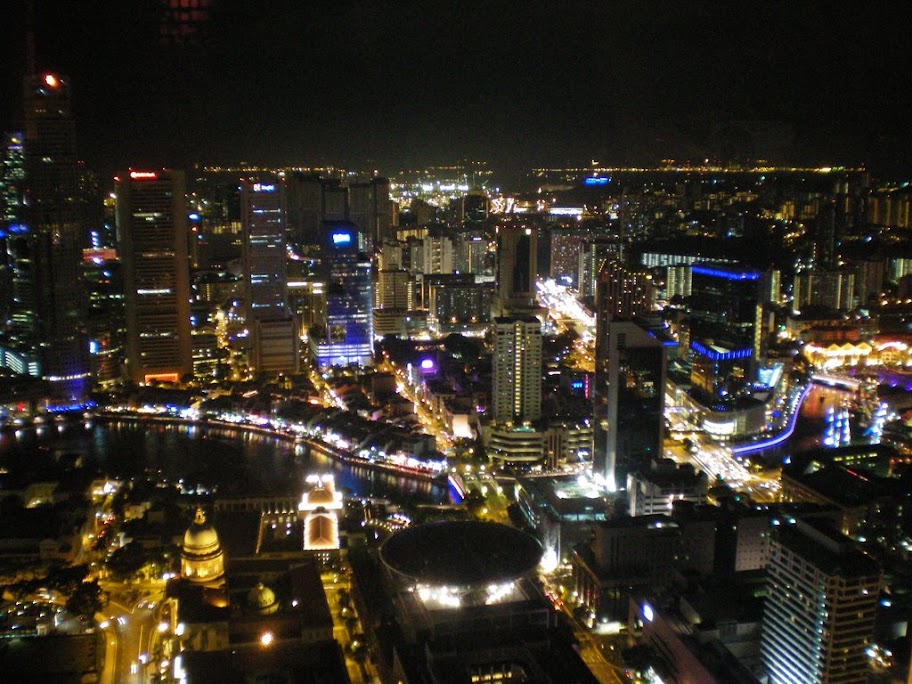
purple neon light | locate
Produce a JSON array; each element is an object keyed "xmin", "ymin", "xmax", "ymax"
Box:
[{"xmin": 731, "ymin": 383, "xmax": 812, "ymax": 455}]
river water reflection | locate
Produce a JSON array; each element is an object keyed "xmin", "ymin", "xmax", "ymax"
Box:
[{"xmin": 0, "ymin": 420, "xmax": 451, "ymax": 504}]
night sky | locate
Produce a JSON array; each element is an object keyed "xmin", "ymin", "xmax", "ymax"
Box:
[{"xmin": 3, "ymin": 1, "xmax": 912, "ymax": 179}]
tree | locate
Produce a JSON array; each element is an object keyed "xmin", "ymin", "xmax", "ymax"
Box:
[{"xmin": 66, "ymin": 580, "xmax": 105, "ymax": 620}]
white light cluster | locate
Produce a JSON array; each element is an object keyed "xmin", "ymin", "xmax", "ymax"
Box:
[
  {"xmin": 485, "ymin": 582, "xmax": 515, "ymax": 605},
  {"xmin": 416, "ymin": 584, "xmax": 461, "ymax": 608}
]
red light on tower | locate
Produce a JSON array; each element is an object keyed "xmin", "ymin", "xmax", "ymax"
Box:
[{"xmin": 44, "ymin": 74, "xmax": 59, "ymax": 88}]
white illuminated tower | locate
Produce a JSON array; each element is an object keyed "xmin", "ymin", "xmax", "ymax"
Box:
[
  {"xmin": 761, "ymin": 518, "xmax": 880, "ymax": 684},
  {"xmin": 241, "ymin": 177, "xmax": 298, "ymax": 376},
  {"xmin": 492, "ymin": 316, "xmax": 542, "ymax": 424},
  {"xmin": 117, "ymin": 169, "xmax": 192, "ymax": 384}
]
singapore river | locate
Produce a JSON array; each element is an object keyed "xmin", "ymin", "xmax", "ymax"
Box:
[{"xmin": 0, "ymin": 420, "xmax": 452, "ymax": 504}]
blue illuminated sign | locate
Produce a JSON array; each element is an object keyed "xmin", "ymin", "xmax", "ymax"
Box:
[
  {"xmin": 331, "ymin": 232, "xmax": 352, "ymax": 245},
  {"xmin": 691, "ymin": 265, "xmax": 760, "ymax": 281},
  {"xmin": 584, "ymin": 177, "xmax": 609, "ymax": 186},
  {"xmin": 690, "ymin": 341, "xmax": 752, "ymax": 361},
  {"xmin": 252, "ymin": 183, "xmax": 276, "ymax": 193},
  {"xmin": 9, "ymin": 224, "xmax": 29, "ymax": 235}
]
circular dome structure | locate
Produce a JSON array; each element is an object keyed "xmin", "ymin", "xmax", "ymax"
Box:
[
  {"xmin": 379, "ymin": 520, "xmax": 542, "ymax": 587},
  {"xmin": 181, "ymin": 508, "xmax": 226, "ymax": 587},
  {"xmin": 247, "ymin": 583, "xmax": 279, "ymax": 615}
]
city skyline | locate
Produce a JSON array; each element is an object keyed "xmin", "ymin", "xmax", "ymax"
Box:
[{"xmin": 2, "ymin": 2, "xmax": 912, "ymax": 180}]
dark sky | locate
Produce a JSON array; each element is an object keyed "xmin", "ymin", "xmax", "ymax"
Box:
[{"xmin": 3, "ymin": 1, "xmax": 912, "ymax": 180}]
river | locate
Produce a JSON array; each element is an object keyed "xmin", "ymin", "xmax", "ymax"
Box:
[{"xmin": 0, "ymin": 419, "xmax": 451, "ymax": 504}]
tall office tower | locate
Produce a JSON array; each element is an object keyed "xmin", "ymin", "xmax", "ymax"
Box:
[
  {"xmin": 1, "ymin": 132, "xmax": 25, "ymax": 224},
  {"xmin": 285, "ymin": 172, "xmax": 322, "ymax": 247},
  {"xmin": 311, "ymin": 224, "xmax": 373, "ymax": 368},
  {"xmin": 17, "ymin": 71, "xmax": 90, "ymax": 397},
  {"xmin": 593, "ymin": 320, "xmax": 667, "ymax": 490},
  {"xmin": 491, "ymin": 316, "xmax": 542, "ymax": 425},
  {"xmin": 595, "ymin": 260, "xmax": 654, "ymax": 322},
  {"xmin": 349, "ymin": 177, "xmax": 391, "ymax": 246},
  {"xmin": 241, "ymin": 177, "xmax": 298, "ymax": 376},
  {"xmin": 550, "ymin": 227, "xmax": 589, "ymax": 286},
  {"xmin": 578, "ymin": 237, "xmax": 622, "ymax": 299},
  {"xmin": 496, "ymin": 222, "xmax": 537, "ymax": 313},
  {"xmin": 761, "ymin": 518, "xmax": 880, "ymax": 684},
  {"xmin": 0, "ymin": 132, "xmax": 26, "ymax": 329},
  {"xmin": 241, "ymin": 177, "xmax": 287, "ymax": 319},
  {"xmin": 688, "ymin": 263, "xmax": 764, "ymax": 402},
  {"xmin": 117, "ymin": 169, "xmax": 192, "ymax": 384},
  {"xmin": 376, "ymin": 269, "xmax": 412, "ymax": 310}
]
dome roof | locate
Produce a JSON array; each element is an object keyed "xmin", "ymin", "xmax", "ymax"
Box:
[
  {"xmin": 246, "ymin": 582, "xmax": 279, "ymax": 615},
  {"xmin": 182, "ymin": 508, "xmax": 221, "ymax": 557}
]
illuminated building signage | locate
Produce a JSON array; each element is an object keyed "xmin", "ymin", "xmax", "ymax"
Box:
[
  {"xmin": 331, "ymin": 232, "xmax": 352, "ymax": 245},
  {"xmin": 252, "ymin": 183, "xmax": 276, "ymax": 193},
  {"xmin": 584, "ymin": 176, "xmax": 609, "ymax": 186},
  {"xmin": 129, "ymin": 171, "xmax": 158, "ymax": 180},
  {"xmin": 691, "ymin": 265, "xmax": 760, "ymax": 281},
  {"xmin": 420, "ymin": 358, "xmax": 435, "ymax": 370}
]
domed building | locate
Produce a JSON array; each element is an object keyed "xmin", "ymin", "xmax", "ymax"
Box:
[
  {"xmin": 181, "ymin": 507, "xmax": 226, "ymax": 587},
  {"xmin": 246, "ymin": 582, "xmax": 279, "ymax": 616}
]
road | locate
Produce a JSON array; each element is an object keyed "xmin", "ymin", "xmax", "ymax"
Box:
[{"xmin": 98, "ymin": 580, "xmax": 166, "ymax": 684}]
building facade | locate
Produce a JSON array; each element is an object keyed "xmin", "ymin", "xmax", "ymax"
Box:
[
  {"xmin": 491, "ymin": 316, "xmax": 542, "ymax": 425},
  {"xmin": 117, "ymin": 169, "xmax": 192, "ymax": 383}
]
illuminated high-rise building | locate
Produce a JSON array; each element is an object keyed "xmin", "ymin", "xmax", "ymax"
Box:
[
  {"xmin": 687, "ymin": 263, "xmax": 764, "ymax": 402},
  {"xmin": 241, "ymin": 176, "xmax": 298, "ymax": 376},
  {"xmin": 593, "ymin": 320, "xmax": 667, "ymax": 490},
  {"xmin": 11, "ymin": 71, "xmax": 90, "ymax": 397},
  {"xmin": 1, "ymin": 132, "xmax": 25, "ymax": 225},
  {"xmin": 496, "ymin": 222, "xmax": 537, "ymax": 313},
  {"xmin": 492, "ymin": 316, "xmax": 541, "ymax": 425},
  {"xmin": 0, "ymin": 132, "xmax": 26, "ymax": 335},
  {"xmin": 241, "ymin": 177, "xmax": 287, "ymax": 319},
  {"xmin": 311, "ymin": 223, "xmax": 373, "ymax": 368},
  {"xmin": 117, "ymin": 169, "xmax": 192, "ymax": 384},
  {"xmin": 761, "ymin": 518, "xmax": 880, "ymax": 684}
]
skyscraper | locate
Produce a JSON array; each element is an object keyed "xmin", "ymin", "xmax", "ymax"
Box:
[
  {"xmin": 241, "ymin": 177, "xmax": 287, "ymax": 319},
  {"xmin": 496, "ymin": 222, "xmax": 537, "ymax": 313},
  {"xmin": 117, "ymin": 169, "xmax": 192, "ymax": 384},
  {"xmin": 491, "ymin": 316, "xmax": 542, "ymax": 425},
  {"xmin": 16, "ymin": 71, "xmax": 90, "ymax": 397},
  {"xmin": 593, "ymin": 320, "xmax": 667, "ymax": 490},
  {"xmin": 761, "ymin": 518, "xmax": 880, "ymax": 684},
  {"xmin": 311, "ymin": 224, "xmax": 373, "ymax": 368},
  {"xmin": 241, "ymin": 176, "xmax": 298, "ymax": 376},
  {"xmin": 349, "ymin": 177, "xmax": 391, "ymax": 246},
  {"xmin": 687, "ymin": 263, "xmax": 764, "ymax": 402}
]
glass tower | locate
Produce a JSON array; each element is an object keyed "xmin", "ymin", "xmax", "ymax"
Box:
[{"xmin": 311, "ymin": 223, "xmax": 373, "ymax": 368}]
